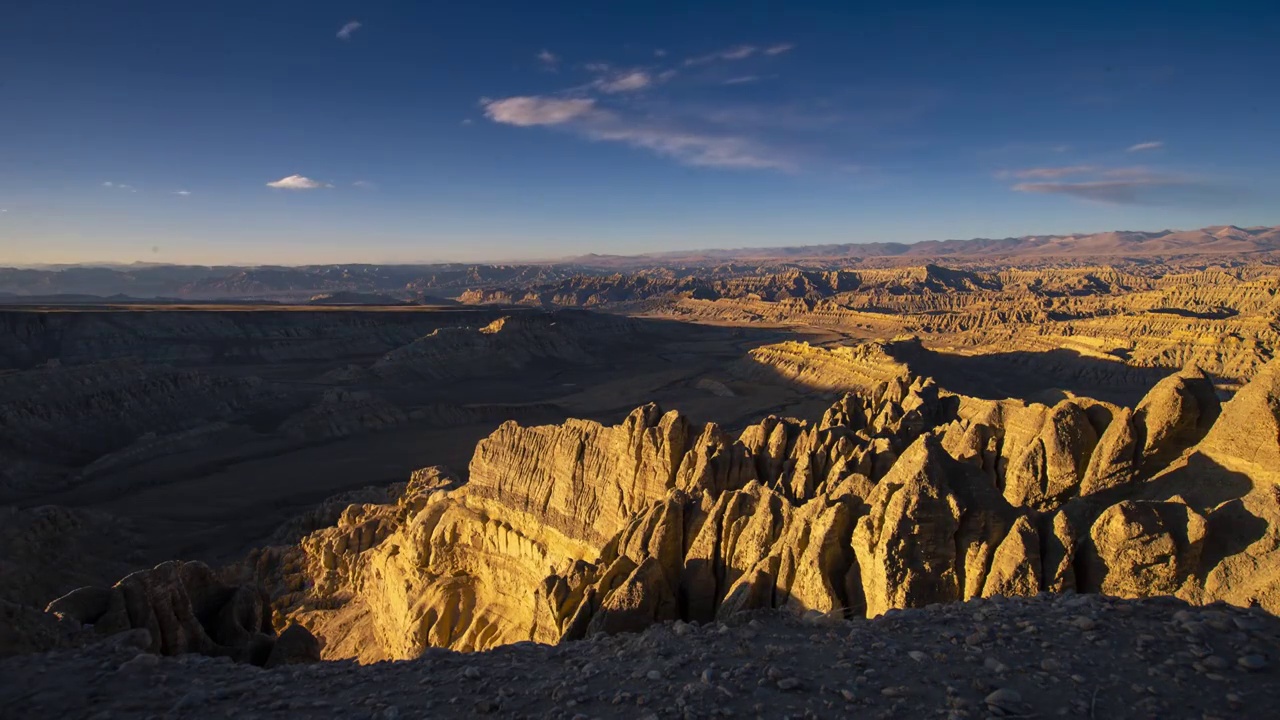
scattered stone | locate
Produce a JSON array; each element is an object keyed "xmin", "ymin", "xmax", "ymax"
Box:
[
  {"xmin": 985, "ymin": 688, "xmax": 1023, "ymax": 711},
  {"xmin": 1238, "ymin": 655, "xmax": 1269, "ymax": 672}
]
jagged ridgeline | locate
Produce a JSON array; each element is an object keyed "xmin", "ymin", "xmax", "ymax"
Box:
[{"xmin": 50, "ymin": 359, "xmax": 1280, "ymax": 664}]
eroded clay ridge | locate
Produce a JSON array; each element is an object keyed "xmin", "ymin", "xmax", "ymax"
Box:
[
  {"xmin": 463, "ymin": 263, "xmax": 1280, "ymax": 382},
  {"xmin": 39, "ymin": 356, "xmax": 1277, "ymax": 665}
]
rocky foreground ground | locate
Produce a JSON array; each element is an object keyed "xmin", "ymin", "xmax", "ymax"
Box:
[{"xmin": 4, "ymin": 594, "xmax": 1278, "ymax": 719}]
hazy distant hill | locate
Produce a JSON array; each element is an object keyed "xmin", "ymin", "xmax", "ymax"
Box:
[
  {"xmin": 1, "ymin": 225, "xmax": 1276, "ymax": 300},
  {"xmin": 569, "ymin": 225, "xmax": 1280, "ymax": 267}
]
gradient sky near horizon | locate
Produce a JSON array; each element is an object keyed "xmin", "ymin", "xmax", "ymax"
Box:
[{"xmin": 1, "ymin": 1, "xmax": 1278, "ymax": 265}]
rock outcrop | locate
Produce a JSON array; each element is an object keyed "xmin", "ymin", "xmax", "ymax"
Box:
[
  {"xmin": 30, "ymin": 355, "xmax": 1280, "ymax": 666},
  {"xmin": 45, "ymin": 561, "xmax": 317, "ymax": 667},
  {"xmin": 183, "ymin": 359, "xmax": 1280, "ymax": 663}
]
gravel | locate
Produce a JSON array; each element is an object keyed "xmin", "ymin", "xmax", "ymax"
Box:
[{"xmin": 2, "ymin": 593, "xmax": 1278, "ymax": 719}]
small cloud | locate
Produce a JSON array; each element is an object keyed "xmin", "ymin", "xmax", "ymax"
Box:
[
  {"xmin": 723, "ymin": 75, "xmax": 762, "ymax": 85},
  {"xmin": 1127, "ymin": 141, "xmax": 1164, "ymax": 152},
  {"xmin": 584, "ymin": 62, "xmax": 611, "ymax": 73},
  {"xmin": 597, "ymin": 71, "xmax": 651, "ymax": 93},
  {"xmin": 337, "ymin": 21, "xmax": 362, "ymax": 40},
  {"xmin": 483, "ymin": 96, "xmax": 597, "ymax": 126},
  {"xmin": 654, "ymin": 49, "xmax": 667, "ymax": 57},
  {"xmin": 536, "ymin": 49, "xmax": 559, "ymax": 69},
  {"xmin": 173, "ymin": 190, "xmax": 192, "ymax": 196},
  {"xmin": 461, "ymin": 118, "xmax": 473, "ymax": 126},
  {"xmin": 102, "ymin": 181, "xmax": 136, "ymax": 192},
  {"xmin": 266, "ymin": 174, "xmax": 332, "ymax": 190},
  {"xmin": 353, "ymin": 180, "xmax": 376, "ymax": 189},
  {"xmin": 764, "ymin": 43, "xmax": 795, "ymax": 55}
]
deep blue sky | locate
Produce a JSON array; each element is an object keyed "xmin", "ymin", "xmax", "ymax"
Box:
[{"xmin": 1, "ymin": 1, "xmax": 1277, "ymax": 264}]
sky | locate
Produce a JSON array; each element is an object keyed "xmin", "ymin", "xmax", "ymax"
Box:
[{"xmin": 1, "ymin": 0, "xmax": 1278, "ymax": 265}]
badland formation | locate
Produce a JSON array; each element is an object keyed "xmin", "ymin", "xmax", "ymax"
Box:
[{"xmin": 4, "ymin": 226, "xmax": 1280, "ymax": 718}]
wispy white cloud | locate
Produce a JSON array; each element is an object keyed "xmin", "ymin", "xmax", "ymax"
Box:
[
  {"xmin": 536, "ymin": 49, "xmax": 558, "ymax": 69},
  {"xmin": 173, "ymin": 190, "xmax": 192, "ymax": 196},
  {"xmin": 596, "ymin": 71, "xmax": 652, "ymax": 93},
  {"xmin": 1011, "ymin": 169, "xmax": 1231, "ymax": 205},
  {"xmin": 461, "ymin": 118, "xmax": 474, "ymax": 126},
  {"xmin": 483, "ymin": 94, "xmax": 795, "ymax": 171},
  {"xmin": 266, "ymin": 174, "xmax": 332, "ymax": 190},
  {"xmin": 353, "ymin": 180, "xmax": 376, "ymax": 189},
  {"xmin": 685, "ymin": 44, "xmax": 758, "ymax": 66},
  {"xmin": 337, "ymin": 21, "xmax": 362, "ymax": 40},
  {"xmin": 683, "ymin": 42, "xmax": 794, "ymax": 66},
  {"xmin": 1005, "ymin": 158, "xmax": 1230, "ymax": 205},
  {"xmin": 102, "ymin": 181, "xmax": 136, "ymax": 192},
  {"xmin": 482, "ymin": 96, "xmax": 597, "ymax": 126},
  {"xmin": 723, "ymin": 75, "xmax": 762, "ymax": 85},
  {"xmin": 1127, "ymin": 140, "xmax": 1164, "ymax": 152},
  {"xmin": 654, "ymin": 49, "xmax": 667, "ymax": 58}
]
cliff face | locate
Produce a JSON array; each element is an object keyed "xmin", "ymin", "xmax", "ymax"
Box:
[{"xmin": 162, "ymin": 357, "xmax": 1280, "ymax": 663}]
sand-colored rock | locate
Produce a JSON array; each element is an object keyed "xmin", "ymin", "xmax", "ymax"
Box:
[
  {"xmin": 1200, "ymin": 359, "xmax": 1280, "ymax": 480},
  {"xmin": 1083, "ymin": 499, "xmax": 1207, "ymax": 597},
  {"xmin": 1135, "ymin": 366, "xmax": 1221, "ymax": 467},
  {"xmin": 981, "ymin": 516, "xmax": 1041, "ymax": 598}
]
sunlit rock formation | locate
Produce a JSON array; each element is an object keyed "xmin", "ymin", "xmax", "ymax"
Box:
[{"xmin": 164, "ymin": 357, "xmax": 1280, "ymax": 664}]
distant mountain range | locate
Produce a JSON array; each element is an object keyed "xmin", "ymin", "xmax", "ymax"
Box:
[
  {"xmin": 564, "ymin": 225, "xmax": 1280, "ymax": 267},
  {"xmin": 2, "ymin": 225, "xmax": 1276, "ymax": 301}
]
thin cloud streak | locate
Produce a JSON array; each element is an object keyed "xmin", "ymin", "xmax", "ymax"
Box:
[
  {"xmin": 337, "ymin": 21, "xmax": 362, "ymax": 40},
  {"xmin": 1012, "ymin": 175, "xmax": 1231, "ymax": 206},
  {"xmin": 764, "ymin": 43, "xmax": 795, "ymax": 55},
  {"xmin": 1002, "ymin": 165, "xmax": 1098, "ymax": 179},
  {"xmin": 685, "ymin": 44, "xmax": 756, "ymax": 66},
  {"xmin": 596, "ymin": 71, "xmax": 651, "ymax": 93},
  {"xmin": 1127, "ymin": 141, "xmax": 1164, "ymax": 152}
]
